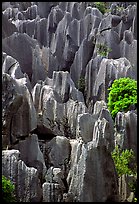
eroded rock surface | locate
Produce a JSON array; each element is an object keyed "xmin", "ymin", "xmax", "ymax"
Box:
[{"xmin": 2, "ymin": 2, "xmax": 137, "ymax": 202}]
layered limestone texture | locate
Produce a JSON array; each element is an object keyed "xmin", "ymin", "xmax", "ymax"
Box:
[{"xmin": 2, "ymin": 2, "xmax": 137, "ymax": 202}]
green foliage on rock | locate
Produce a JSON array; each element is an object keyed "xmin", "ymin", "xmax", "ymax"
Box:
[
  {"xmin": 111, "ymin": 145, "xmax": 136, "ymax": 177},
  {"xmin": 2, "ymin": 175, "xmax": 16, "ymax": 202},
  {"xmin": 78, "ymin": 77, "xmax": 85, "ymax": 93},
  {"xmin": 107, "ymin": 77, "xmax": 137, "ymax": 119},
  {"xmin": 96, "ymin": 43, "xmax": 112, "ymax": 57},
  {"xmin": 94, "ymin": 2, "xmax": 107, "ymax": 14},
  {"xmin": 111, "ymin": 145, "xmax": 137, "ymax": 201}
]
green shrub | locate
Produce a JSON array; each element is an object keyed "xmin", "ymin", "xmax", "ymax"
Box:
[
  {"xmin": 94, "ymin": 2, "xmax": 107, "ymax": 14},
  {"xmin": 2, "ymin": 175, "xmax": 16, "ymax": 202},
  {"xmin": 111, "ymin": 145, "xmax": 136, "ymax": 177},
  {"xmin": 111, "ymin": 146, "xmax": 137, "ymax": 201},
  {"xmin": 96, "ymin": 43, "xmax": 112, "ymax": 57},
  {"xmin": 107, "ymin": 77, "xmax": 137, "ymax": 119}
]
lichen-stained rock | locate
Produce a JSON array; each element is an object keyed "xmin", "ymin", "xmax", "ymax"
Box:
[
  {"xmin": 67, "ymin": 140, "xmax": 119, "ymax": 202},
  {"xmin": 2, "ymin": 32, "xmax": 38, "ymax": 80},
  {"xmin": 2, "ymin": 150, "xmax": 42, "ymax": 202},
  {"xmin": 13, "ymin": 134, "xmax": 47, "ymax": 178},
  {"xmin": 2, "ymin": 73, "xmax": 37, "ymax": 147},
  {"xmin": 76, "ymin": 113, "xmax": 97, "ymax": 143},
  {"xmin": 46, "ymin": 136, "xmax": 71, "ymax": 169},
  {"xmin": 114, "ymin": 111, "xmax": 137, "ymax": 159},
  {"xmin": 42, "ymin": 182, "xmax": 63, "ymax": 202}
]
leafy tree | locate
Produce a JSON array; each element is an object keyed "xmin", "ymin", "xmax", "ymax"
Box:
[
  {"xmin": 2, "ymin": 175, "xmax": 16, "ymax": 202},
  {"xmin": 107, "ymin": 77, "xmax": 137, "ymax": 119}
]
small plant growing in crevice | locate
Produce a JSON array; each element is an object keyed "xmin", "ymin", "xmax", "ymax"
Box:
[
  {"xmin": 94, "ymin": 2, "xmax": 107, "ymax": 14},
  {"xmin": 78, "ymin": 77, "xmax": 85, "ymax": 93},
  {"xmin": 96, "ymin": 43, "xmax": 112, "ymax": 57},
  {"xmin": 107, "ymin": 77, "xmax": 137, "ymax": 119},
  {"xmin": 2, "ymin": 175, "xmax": 16, "ymax": 202}
]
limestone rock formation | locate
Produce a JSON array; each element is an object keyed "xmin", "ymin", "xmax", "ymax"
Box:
[
  {"xmin": 2, "ymin": 150, "xmax": 42, "ymax": 202},
  {"xmin": 2, "ymin": 73, "xmax": 37, "ymax": 148},
  {"xmin": 114, "ymin": 111, "xmax": 137, "ymax": 159},
  {"xmin": 2, "ymin": 2, "xmax": 137, "ymax": 202},
  {"xmin": 67, "ymin": 140, "xmax": 119, "ymax": 202}
]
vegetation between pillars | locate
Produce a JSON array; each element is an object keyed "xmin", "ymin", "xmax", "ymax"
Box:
[
  {"xmin": 111, "ymin": 146, "xmax": 137, "ymax": 202},
  {"xmin": 107, "ymin": 77, "xmax": 137, "ymax": 119},
  {"xmin": 2, "ymin": 175, "xmax": 16, "ymax": 202}
]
